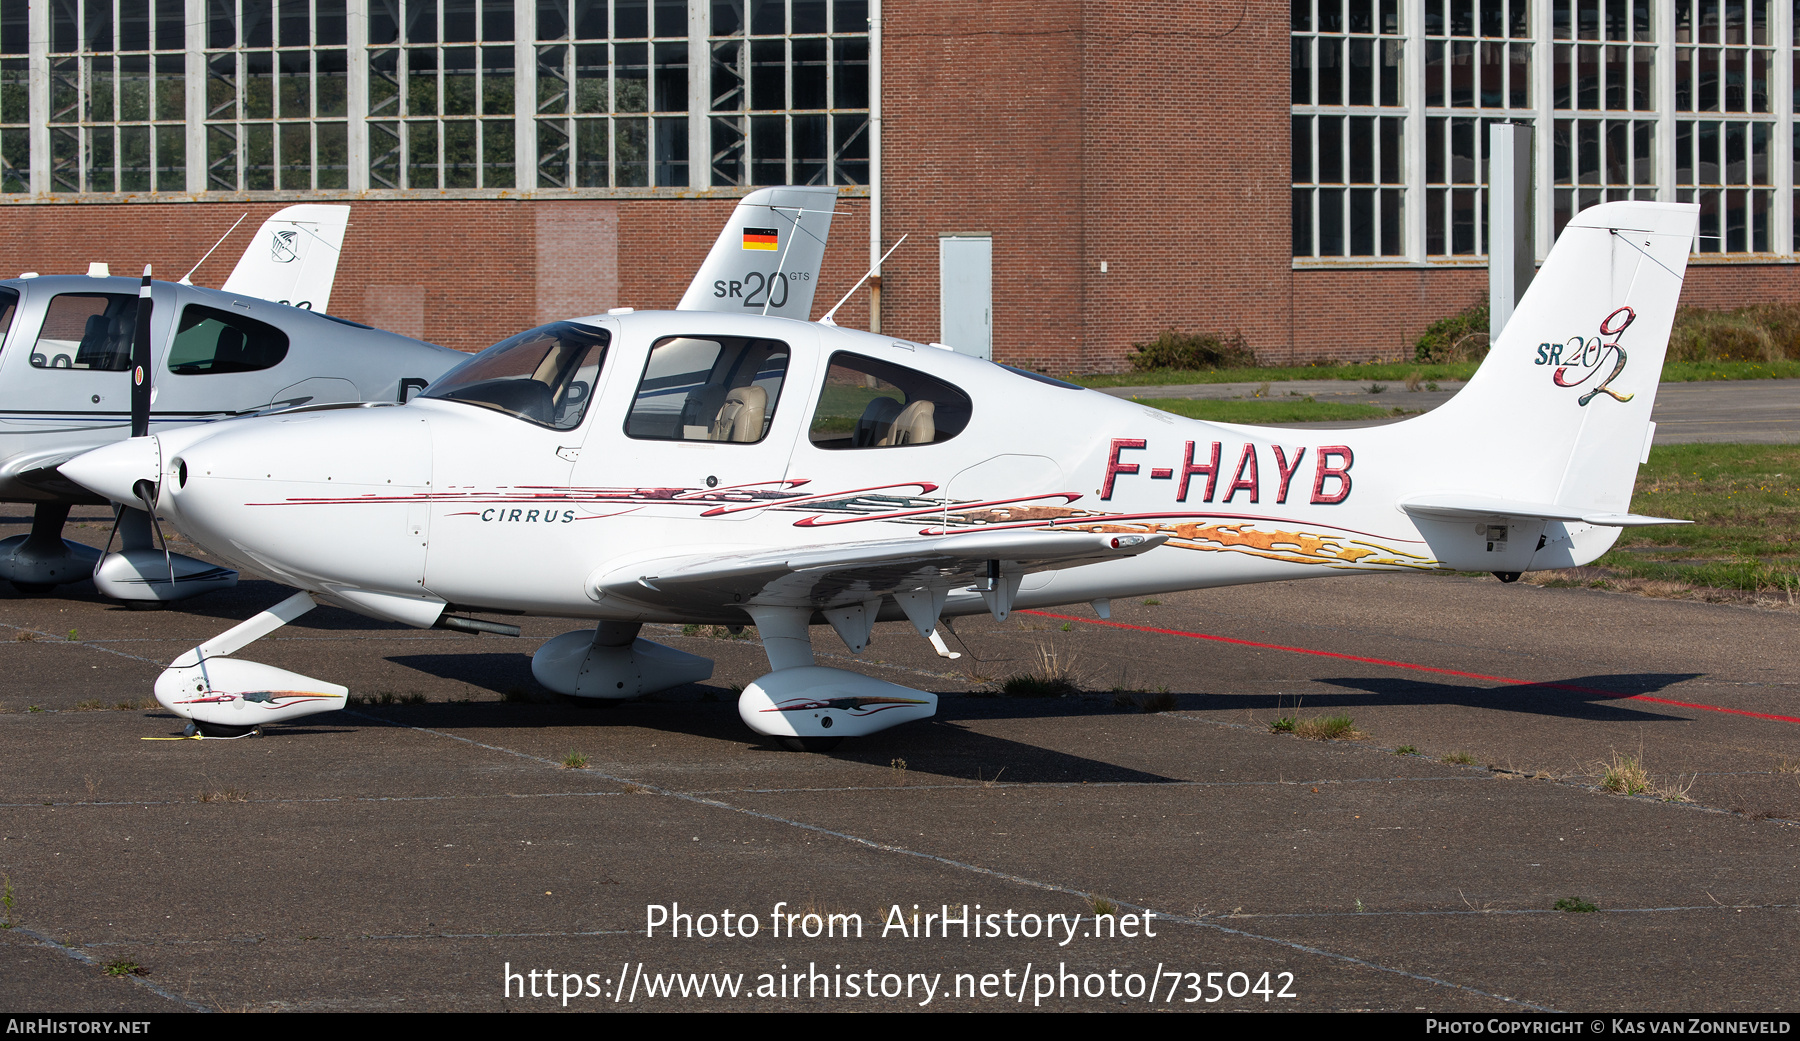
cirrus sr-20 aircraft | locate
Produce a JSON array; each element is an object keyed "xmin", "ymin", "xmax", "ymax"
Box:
[
  {"xmin": 63, "ymin": 201, "xmax": 1696, "ymax": 750},
  {"xmin": 3, "ymin": 186, "xmax": 838, "ymax": 605}
]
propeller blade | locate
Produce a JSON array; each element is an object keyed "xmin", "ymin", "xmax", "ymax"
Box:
[{"xmin": 130, "ymin": 265, "xmax": 153, "ymax": 438}]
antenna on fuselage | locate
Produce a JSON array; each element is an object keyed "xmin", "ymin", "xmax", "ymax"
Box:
[
  {"xmin": 817, "ymin": 234, "xmax": 907, "ymax": 327},
  {"xmin": 179, "ymin": 213, "xmax": 249, "ymax": 286}
]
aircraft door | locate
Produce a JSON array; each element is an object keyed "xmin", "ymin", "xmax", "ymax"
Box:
[
  {"xmin": 415, "ymin": 321, "xmax": 614, "ymax": 611},
  {"xmin": 1, "ymin": 285, "xmax": 172, "ymax": 440},
  {"xmin": 569, "ymin": 326, "xmax": 817, "ymax": 523}
]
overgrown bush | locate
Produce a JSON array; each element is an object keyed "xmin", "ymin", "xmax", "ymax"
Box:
[
  {"xmin": 1668, "ymin": 303, "xmax": 1800, "ymax": 363},
  {"xmin": 1414, "ymin": 301, "xmax": 1489, "ymax": 363},
  {"xmin": 1127, "ymin": 328, "xmax": 1255, "ymax": 372}
]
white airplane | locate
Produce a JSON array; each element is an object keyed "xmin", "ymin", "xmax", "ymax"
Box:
[
  {"xmin": 63, "ymin": 201, "xmax": 1696, "ymax": 747},
  {"xmin": 0, "ymin": 187, "xmax": 837, "ymax": 603},
  {"xmin": 0, "ymin": 204, "xmax": 463, "ymax": 600}
]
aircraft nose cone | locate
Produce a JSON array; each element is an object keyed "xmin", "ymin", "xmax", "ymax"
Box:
[{"xmin": 61, "ymin": 436, "xmax": 160, "ymax": 505}]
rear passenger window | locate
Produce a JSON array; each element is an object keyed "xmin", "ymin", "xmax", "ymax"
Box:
[
  {"xmin": 808, "ymin": 352, "xmax": 972, "ymax": 449},
  {"xmin": 624, "ymin": 335, "xmax": 790, "ymax": 443},
  {"xmin": 167, "ymin": 305, "xmax": 290, "ymax": 374}
]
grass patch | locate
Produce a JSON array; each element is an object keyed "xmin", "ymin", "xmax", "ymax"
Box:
[
  {"xmin": 1393, "ymin": 745, "xmax": 1419, "ymax": 756},
  {"xmin": 1595, "ymin": 750, "xmax": 1693, "ymax": 801},
  {"xmin": 680, "ymin": 624, "xmax": 751, "ymax": 640},
  {"xmin": 103, "ymin": 960, "xmax": 146, "ymax": 977},
  {"xmin": 1554, "ymin": 897, "xmax": 1598, "ymax": 913},
  {"xmin": 997, "ymin": 646, "xmax": 1083, "ymax": 698},
  {"xmin": 1292, "ymin": 714, "xmax": 1364, "ymax": 740},
  {"xmin": 348, "ymin": 692, "xmax": 428, "ymax": 707},
  {"xmin": 1270, "ymin": 713, "xmax": 1364, "ymax": 740},
  {"xmin": 1113, "ymin": 688, "xmax": 1177, "ymax": 713},
  {"xmin": 1091, "ymin": 896, "xmax": 1118, "ymax": 917},
  {"xmin": 1599, "ymin": 751, "xmax": 1651, "ymax": 795},
  {"xmin": 1133, "ymin": 398, "xmax": 1410, "ymax": 424},
  {"xmin": 1526, "ymin": 443, "xmax": 1800, "ymax": 597},
  {"xmin": 560, "ymin": 750, "xmax": 589, "ymax": 770},
  {"xmin": 1, "ymin": 874, "xmax": 15, "ymax": 928},
  {"xmin": 1442, "ymin": 751, "xmax": 1478, "ymax": 765},
  {"xmin": 196, "ymin": 788, "xmax": 246, "ymax": 804},
  {"xmin": 1074, "ymin": 360, "xmax": 1479, "ymax": 389}
]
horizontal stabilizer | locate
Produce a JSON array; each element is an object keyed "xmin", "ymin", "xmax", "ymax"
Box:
[{"xmin": 1400, "ymin": 494, "xmax": 1690, "ymax": 528}]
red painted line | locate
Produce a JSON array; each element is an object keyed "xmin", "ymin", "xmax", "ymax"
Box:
[{"xmin": 1019, "ymin": 610, "xmax": 1800, "ymax": 726}]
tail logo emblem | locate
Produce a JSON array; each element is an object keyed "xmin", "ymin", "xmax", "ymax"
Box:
[
  {"xmin": 270, "ymin": 229, "xmax": 299, "ymax": 263},
  {"xmin": 1535, "ymin": 306, "xmax": 1636, "ymax": 406}
]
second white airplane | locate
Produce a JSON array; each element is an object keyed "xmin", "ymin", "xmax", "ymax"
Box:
[{"xmin": 64, "ymin": 201, "xmax": 1696, "ymax": 748}]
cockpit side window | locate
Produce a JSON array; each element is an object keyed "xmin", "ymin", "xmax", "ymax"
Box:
[
  {"xmin": 808, "ymin": 352, "xmax": 972, "ymax": 449},
  {"xmin": 421, "ymin": 321, "xmax": 611, "ymax": 430},
  {"xmin": 624, "ymin": 335, "xmax": 790, "ymax": 444},
  {"xmin": 0, "ymin": 288, "xmax": 18, "ymax": 349},
  {"xmin": 31, "ymin": 293, "xmax": 138, "ymax": 371},
  {"xmin": 167, "ymin": 305, "xmax": 290, "ymax": 374}
]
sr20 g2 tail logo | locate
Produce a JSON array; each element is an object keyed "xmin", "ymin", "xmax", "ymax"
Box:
[{"xmin": 1534, "ymin": 306, "xmax": 1636, "ymax": 406}]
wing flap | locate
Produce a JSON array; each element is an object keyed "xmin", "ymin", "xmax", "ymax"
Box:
[{"xmin": 593, "ymin": 530, "xmax": 1166, "ymax": 614}]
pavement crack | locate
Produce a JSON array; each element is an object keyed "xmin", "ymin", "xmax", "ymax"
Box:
[{"xmin": 13, "ymin": 925, "xmax": 212, "ymax": 1012}]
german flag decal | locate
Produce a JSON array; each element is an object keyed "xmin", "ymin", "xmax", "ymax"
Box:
[{"xmin": 742, "ymin": 227, "xmax": 779, "ymax": 251}]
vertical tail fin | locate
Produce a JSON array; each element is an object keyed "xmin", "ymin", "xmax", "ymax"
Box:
[
  {"xmin": 220, "ymin": 204, "xmax": 351, "ymax": 312},
  {"xmin": 677, "ymin": 186, "xmax": 837, "ymax": 319},
  {"xmin": 1414, "ymin": 201, "xmax": 1697, "ymax": 515}
]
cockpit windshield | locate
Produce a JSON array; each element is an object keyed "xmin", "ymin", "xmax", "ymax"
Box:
[{"xmin": 421, "ymin": 322, "xmax": 610, "ymax": 430}]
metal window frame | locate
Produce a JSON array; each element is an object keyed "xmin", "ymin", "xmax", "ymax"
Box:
[{"xmin": 1295, "ymin": 0, "xmax": 1796, "ymax": 266}]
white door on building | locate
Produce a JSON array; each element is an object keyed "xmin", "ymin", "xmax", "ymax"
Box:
[{"xmin": 938, "ymin": 235, "xmax": 992, "ymax": 360}]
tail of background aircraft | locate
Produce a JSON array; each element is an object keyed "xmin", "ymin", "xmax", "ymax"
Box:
[
  {"xmin": 1391, "ymin": 201, "xmax": 1698, "ymax": 572},
  {"xmin": 678, "ymin": 186, "xmax": 837, "ymax": 320},
  {"xmin": 220, "ymin": 204, "xmax": 351, "ymax": 313}
]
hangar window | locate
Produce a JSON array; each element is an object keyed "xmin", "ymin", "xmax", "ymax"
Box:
[
  {"xmin": 422, "ymin": 320, "xmax": 610, "ymax": 429},
  {"xmin": 30, "ymin": 293, "xmax": 138, "ymax": 371},
  {"xmin": 807, "ymin": 352, "xmax": 971, "ymax": 450},
  {"xmin": 624, "ymin": 334, "xmax": 790, "ymax": 442},
  {"xmin": 1295, "ymin": 1, "xmax": 1782, "ymax": 261},
  {"xmin": 167, "ymin": 304, "xmax": 291, "ymax": 374}
]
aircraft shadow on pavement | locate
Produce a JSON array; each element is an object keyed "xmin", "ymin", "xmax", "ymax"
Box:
[
  {"xmin": 1257, "ymin": 672, "xmax": 1704, "ymax": 722},
  {"xmin": 377, "ymin": 652, "xmax": 1179, "ymax": 785}
]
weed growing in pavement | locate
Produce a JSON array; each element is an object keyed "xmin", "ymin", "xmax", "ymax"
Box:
[
  {"xmin": 1554, "ymin": 897, "xmax": 1598, "ymax": 913},
  {"xmin": 73, "ymin": 699, "xmax": 103, "ymax": 711},
  {"xmin": 1268, "ymin": 715, "xmax": 1297, "ymax": 734},
  {"xmin": 997, "ymin": 645, "xmax": 1083, "ymax": 697},
  {"xmin": 1293, "ymin": 714, "xmax": 1364, "ymax": 740},
  {"xmin": 103, "ymin": 960, "xmax": 146, "ymax": 977},
  {"xmin": 66, "ymin": 630, "xmax": 76, "ymax": 641},
  {"xmin": 1599, "ymin": 751, "xmax": 1651, "ymax": 795},
  {"xmin": 1143, "ymin": 599, "xmax": 1161, "ymax": 606},
  {"xmin": 1091, "ymin": 896, "xmax": 1118, "ymax": 917},
  {"xmin": 561, "ymin": 751, "xmax": 589, "ymax": 770},
  {"xmin": 1394, "ymin": 745, "xmax": 1419, "ymax": 756},
  {"xmin": 1, "ymin": 874, "xmax": 15, "ymax": 928},
  {"xmin": 12, "ymin": 630, "xmax": 36, "ymax": 642},
  {"xmin": 195, "ymin": 788, "xmax": 246, "ymax": 804},
  {"xmin": 1442, "ymin": 751, "xmax": 1478, "ymax": 765},
  {"xmin": 890, "ymin": 758, "xmax": 907, "ymax": 781}
]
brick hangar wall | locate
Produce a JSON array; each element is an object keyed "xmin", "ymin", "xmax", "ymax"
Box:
[
  {"xmin": 877, "ymin": 0, "xmax": 1800, "ymax": 371},
  {"xmin": 0, "ymin": 196, "xmax": 871, "ymax": 354}
]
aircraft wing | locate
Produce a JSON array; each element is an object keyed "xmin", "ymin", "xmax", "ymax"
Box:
[{"xmin": 590, "ymin": 529, "xmax": 1166, "ymax": 616}]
